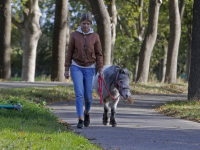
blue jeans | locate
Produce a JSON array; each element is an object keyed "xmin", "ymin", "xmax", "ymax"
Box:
[{"xmin": 71, "ymin": 65, "xmax": 95, "ymax": 117}]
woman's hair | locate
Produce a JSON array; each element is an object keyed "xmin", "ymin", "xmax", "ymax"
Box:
[{"xmin": 80, "ymin": 13, "xmax": 92, "ymax": 24}]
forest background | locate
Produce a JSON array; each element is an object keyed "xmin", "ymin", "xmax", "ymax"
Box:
[{"xmin": 0, "ymin": 0, "xmax": 193, "ymax": 85}]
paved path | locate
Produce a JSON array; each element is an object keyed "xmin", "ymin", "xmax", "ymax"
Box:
[
  {"xmin": 1, "ymin": 82, "xmax": 200, "ymax": 150},
  {"xmin": 49, "ymin": 94, "xmax": 200, "ymax": 150}
]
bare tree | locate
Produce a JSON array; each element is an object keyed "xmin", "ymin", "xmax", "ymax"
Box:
[
  {"xmin": 136, "ymin": 0, "xmax": 162, "ymax": 83},
  {"xmin": 89, "ymin": 0, "xmax": 112, "ymax": 65},
  {"xmin": 165, "ymin": 0, "xmax": 181, "ymax": 83},
  {"xmin": 188, "ymin": 0, "xmax": 200, "ymax": 101},
  {"xmin": 51, "ymin": 0, "xmax": 69, "ymax": 82},
  {"xmin": 0, "ymin": 0, "xmax": 11, "ymax": 80},
  {"xmin": 12, "ymin": 0, "xmax": 42, "ymax": 82}
]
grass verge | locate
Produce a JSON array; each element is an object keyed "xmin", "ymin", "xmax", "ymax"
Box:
[
  {"xmin": 130, "ymin": 83, "xmax": 188, "ymax": 94},
  {"xmin": 156, "ymin": 100, "xmax": 200, "ymax": 123},
  {"xmin": 0, "ymin": 87, "xmax": 101, "ymax": 150}
]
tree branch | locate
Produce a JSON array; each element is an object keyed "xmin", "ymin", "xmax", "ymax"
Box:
[
  {"xmin": 12, "ymin": 17, "xmax": 23, "ymax": 28},
  {"xmin": 117, "ymin": 17, "xmax": 131, "ymax": 37}
]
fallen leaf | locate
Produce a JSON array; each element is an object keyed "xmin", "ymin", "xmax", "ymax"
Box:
[
  {"xmin": 19, "ymin": 132, "xmax": 25, "ymax": 135},
  {"xmin": 128, "ymin": 96, "xmax": 134, "ymax": 105}
]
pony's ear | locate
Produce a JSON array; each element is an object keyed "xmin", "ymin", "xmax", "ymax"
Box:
[
  {"xmin": 123, "ymin": 68, "xmax": 130, "ymax": 78},
  {"xmin": 120, "ymin": 68, "xmax": 129, "ymax": 74},
  {"xmin": 123, "ymin": 68, "xmax": 129, "ymax": 72},
  {"xmin": 119, "ymin": 69, "xmax": 125, "ymax": 74}
]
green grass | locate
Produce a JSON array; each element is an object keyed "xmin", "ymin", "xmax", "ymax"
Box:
[
  {"xmin": 157, "ymin": 100, "xmax": 200, "ymax": 123},
  {"xmin": 0, "ymin": 85, "xmax": 76, "ymax": 104},
  {"xmin": 0, "ymin": 87, "xmax": 101, "ymax": 150},
  {"xmin": 130, "ymin": 83, "xmax": 188, "ymax": 94}
]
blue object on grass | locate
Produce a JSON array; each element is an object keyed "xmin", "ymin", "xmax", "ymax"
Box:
[{"xmin": 0, "ymin": 103, "xmax": 22, "ymax": 111}]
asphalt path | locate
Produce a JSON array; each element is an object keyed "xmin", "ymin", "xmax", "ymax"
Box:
[
  {"xmin": 1, "ymin": 81, "xmax": 200, "ymax": 150},
  {"xmin": 49, "ymin": 94, "xmax": 200, "ymax": 150}
]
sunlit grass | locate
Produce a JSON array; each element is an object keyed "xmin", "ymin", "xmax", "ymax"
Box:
[
  {"xmin": 0, "ymin": 86, "xmax": 75, "ymax": 104},
  {"xmin": 0, "ymin": 88, "xmax": 102, "ymax": 149},
  {"xmin": 156, "ymin": 100, "xmax": 200, "ymax": 123},
  {"xmin": 130, "ymin": 82, "xmax": 188, "ymax": 94}
]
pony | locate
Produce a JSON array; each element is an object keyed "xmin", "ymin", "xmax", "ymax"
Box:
[{"xmin": 94, "ymin": 65, "xmax": 132, "ymax": 127}]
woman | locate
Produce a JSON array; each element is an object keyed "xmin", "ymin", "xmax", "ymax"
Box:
[{"xmin": 64, "ymin": 13, "xmax": 104, "ymax": 128}]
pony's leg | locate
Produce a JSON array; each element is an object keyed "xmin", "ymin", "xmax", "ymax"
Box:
[
  {"xmin": 102, "ymin": 99, "xmax": 109, "ymax": 125},
  {"xmin": 110, "ymin": 98, "xmax": 119, "ymax": 127}
]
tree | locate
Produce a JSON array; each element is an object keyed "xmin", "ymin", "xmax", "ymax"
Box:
[
  {"xmin": 159, "ymin": 43, "xmax": 168, "ymax": 83},
  {"xmin": 136, "ymin": 0, "xmax": 162, "ymax": 83},
  {"xmin": 188, "ymin": 0, "xmax": 200, "ymax": 100},
  {"xmin": 0, "ymin": 0, "xmax": 11, "ymax": 80},
  {"xmin": 134, "ymin": 0, "xmax": 145, "ymax": 82},
  {"xmin": 51, "ymin": 0, "xmax": 69, "ymax": 82},
  {"xmin": 107, "ymin": 0, "xmax": 117, "ymax": 64},
  {"xmin": 179, "ymin": 0, "xmax": 185, "ymax": 20},
  {"xmin": 12, "ymin": 0, "xmax": 42, "ymax": 82},
  {"xmin": 184, "ymin": 0, "xmax": 193, "ymax": 82},
  {"xmin": 165, "ymin": 0, "xmax": 181, "ymax": 83},
  {"xmin": 89, "ymin": 0, "xmax": 112, "ymax": 65}
]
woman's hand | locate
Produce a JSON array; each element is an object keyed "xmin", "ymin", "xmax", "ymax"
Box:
[
  {"xmin": 64, "ymin": 67, "xmax": 70, "ymax": 79},
  {"xmin": 98, "ymin": 68, "xmax": 103, "ymax": 78}
]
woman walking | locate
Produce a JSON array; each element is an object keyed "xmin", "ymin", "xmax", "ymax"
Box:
[{"xmin": 64, "ymin": 13, "xmax": 104, "ymax": 128}]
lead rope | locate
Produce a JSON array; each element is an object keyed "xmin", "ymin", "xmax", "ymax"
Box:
[{"xmin": 98, "ymin": 75, "xmax": 117, "ymax": 104}]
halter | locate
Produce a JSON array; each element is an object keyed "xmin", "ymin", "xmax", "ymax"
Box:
[{"xmin": 115, "ymin": 70, "xmax": 130, "ymax": 95}]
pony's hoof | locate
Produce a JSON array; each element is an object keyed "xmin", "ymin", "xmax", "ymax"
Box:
[
  {"xmin": 103, "ymin": 122, "xmax": 109, "ymax": 125},
  {"xmin": 112, "ymin": 124, "xmax": 117, "ymax": 127}
]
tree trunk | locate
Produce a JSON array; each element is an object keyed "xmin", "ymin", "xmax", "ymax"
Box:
[
  {"xmin": 136, "ymin": 0, "xmax": 162, "ymax": 83},
  {"xmin": 165, "ymin": 0, "xmax": 181, "ymax": 83},
  {"xmin": 185, "ymin": 25, "xmax": 192, "ymax": 83},
  {"xmin": 159, "ymin": 44, "xmax": 167, "ymax": 83},
  {"xmin": 107, "ymin": 0, "xmax": 117, "ymax": 64},
  {"xmin": 179, "ymin": 0, "xmax": 185, "ymax": 20},
  {"xmin": 134, "ymin": 0, "xmax": 145, "ymax": 81},
  {"xmin": 89, "ymin": 0, "xmax": 112, "ymax": 65},
  {"xmin": 0, "ymin": 0, "xmax": 11, "ymax": 80},
  {"xmin": 65, "ymin": 13, "xmax": 70, "ymax": 54},
  {"xmin": 188, "ymin": 0, "xmax": 200, "ymax": 100},
  {"xmin": 137, "ymin": 0, "xmax": 145, "ymax": 41},
  {"xmin": 184, "ymin": 6, "xmax": 192, "ymax": 83},
  {"xmin": 51, "ymin": 0, "xmax": 68, "ymax": 82},
  {"xmin": 134, "ymin": 56, "xmax": 139, "ymax": 82},
  {"xmin": 12, "ymin": 0, "xmax": 42, "ymax": 82}
]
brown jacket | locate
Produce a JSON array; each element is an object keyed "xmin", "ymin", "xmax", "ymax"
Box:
[{"xmin": 65, "ymin": 31, "xmax": 103, "ymax": 69}]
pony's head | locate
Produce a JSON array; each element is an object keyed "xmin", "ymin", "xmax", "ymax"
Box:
[{"xmin": 115, "ymin": 68, "xmax": 131, "ymax": 100}]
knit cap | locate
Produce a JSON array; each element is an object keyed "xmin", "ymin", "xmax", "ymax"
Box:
[{"xmin": 80, "ymin": 13, "xmax": 92, "ymax": 24}]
